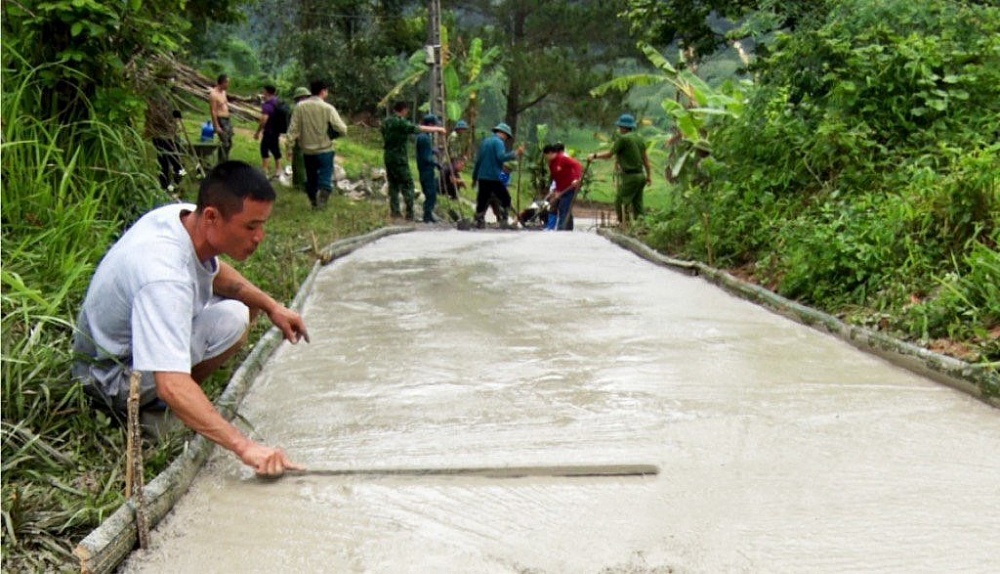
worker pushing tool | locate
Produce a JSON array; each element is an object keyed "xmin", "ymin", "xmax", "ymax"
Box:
[{"xmin": 72, "ymin": 161, "xmax": 308, "ymax": 478}]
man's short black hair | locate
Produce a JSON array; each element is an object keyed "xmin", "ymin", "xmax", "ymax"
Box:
[
  {"xmin": 197, "ymin": 161, "xmax": 276, "ymax": 218},
  {"xmin": 309, "ymin": 80, "xmax": 328, "ymax": 96},
  {"xmin": 393, "ymin": 101, "xmax": 409, "ymax": 113},
  {"xmin": 542, "ymin": 143, "xmax": 565, "ymax": 154},
  {"xmin": 217, "ymin": 74, "xmax": 228, "ymax": 86},
  {"xmin": 263, "ymin": 84, "xmax": 277, "ymax": 95}
]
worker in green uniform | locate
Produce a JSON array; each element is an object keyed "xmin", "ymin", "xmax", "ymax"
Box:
[
  {"xmin": 381, "ymin": 101, "xmax": 446, "ymax": 220},
  {"xmin": 588, "ymin": 113, "xmax": 652, "ymax": 226}
]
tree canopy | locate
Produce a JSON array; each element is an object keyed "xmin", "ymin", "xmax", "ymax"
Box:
[
  {"xmin": 2, "ymin": 0, "xmax": 250, "ymax": 123},
  {"xmin": 446, "ymin": 0, "xmax": 634, "ymax": 135},
  {"xmin": 621, "ymin": 0, "xmax": 830, "ymax": 60}
]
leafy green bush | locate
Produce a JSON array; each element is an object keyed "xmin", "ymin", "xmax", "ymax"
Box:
[
  {"xmin": 916, "ymin": 240, "xmax": 1000, "ymax": 331},
  {"xmin": 641, "ymin": 0, "xmax": 1000, "ymax": 362},
  {"xmin": 1, "ymin": 0, "xmax": 189, "ymax": 124}
]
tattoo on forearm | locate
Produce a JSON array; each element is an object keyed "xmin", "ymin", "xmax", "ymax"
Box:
[{"xmin": 218, "ymin": 280, "xmax": 245, "ymax": 299}]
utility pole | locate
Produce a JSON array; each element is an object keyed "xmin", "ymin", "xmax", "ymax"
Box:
[{"xmin": 427, "ymin": 0, "xmax": 448, "ymax": 154}]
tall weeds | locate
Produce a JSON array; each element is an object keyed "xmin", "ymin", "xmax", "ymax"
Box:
[
  {"xmin": 2, "ymin": 47, "xmax": 388, "ymax": 568},
  {"xmin": 1, "ymin": 53, "xmax": 163, "ymax": 570}
]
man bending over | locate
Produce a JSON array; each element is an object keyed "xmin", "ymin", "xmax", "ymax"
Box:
[{"xmin": 72, "ymin": 161, "xmax": 308, "ymax": 477}]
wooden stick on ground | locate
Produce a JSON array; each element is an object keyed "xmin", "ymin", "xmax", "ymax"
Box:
[
  {"xmin": 125, "ymin": 370, "xmax": 150, "ymax": 549},
  {"xmin": 281, "ymin": 463, "xmax": 660, "ymax": 479}
]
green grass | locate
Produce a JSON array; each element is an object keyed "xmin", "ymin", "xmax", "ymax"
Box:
[{"xmin": 2, "ymin": 60, "xmax": 166, "ymax": 571}]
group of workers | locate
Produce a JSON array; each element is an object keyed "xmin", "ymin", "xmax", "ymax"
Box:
[
  {"xmin": 249, "ymin": 79, "xmax": 348, "ymax": 210},
  {"xmin": 151, "ymin": 68, "xmax": 651, "ymax": 227},
  {"xmin": 243, "ymin": 81, "xmax": 652, "ymax": 229},
  {"xmin": 378, "ymin": 108, "xmax": 652, "ymax": 230},
  {"xmin": 466, "ymin": 113, "xmax": 651, "ymax": 230}
]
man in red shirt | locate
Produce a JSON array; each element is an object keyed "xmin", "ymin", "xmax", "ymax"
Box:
[{"xmin": 543, "ymin": 143, "xmax": 583, "ymax": 231}]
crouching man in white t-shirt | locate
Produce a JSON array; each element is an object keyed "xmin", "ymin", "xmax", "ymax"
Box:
[{"xmin": 73, "ymin": 161, "xmax": 309, "ymax": 477}]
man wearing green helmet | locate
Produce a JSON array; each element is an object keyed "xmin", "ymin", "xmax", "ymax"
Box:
[
  {"xmin": 288, "ymin": 87, "xmax": 312, "ymax": 189},
  {"xmin": 471, "ymin": 122, "xmax": 524, "ymax": 228},
  {"xmin": 588, "ymin": 113, "xmax": 652, "ymax": 225},
  {"xmin": 449, "ymin": 119, "xmax": 471, "ymax": 161}
]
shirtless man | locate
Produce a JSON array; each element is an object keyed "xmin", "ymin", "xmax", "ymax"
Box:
[{"xmin": 210, "ymin": 74, "xmax": 233, "ymax": 163}]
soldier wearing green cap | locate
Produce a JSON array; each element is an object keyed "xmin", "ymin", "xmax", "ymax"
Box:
[
  {"xmin": 292, "ymin": 86, "xmax": 312, "ymax": 191},
  {"xmin": 588, "ymin": 113, "xmax": 652, "ymax": 225},
  {"xmin": 381, "ymin": 102, "xmax": 446, "ymax": 220},
  {"xmin": 289, "ymin": 87, "xmax": 311, "ymax": 189},
  {"xmin": 449, "ymin": 119, "xmax": 471, "ymax": 161}
]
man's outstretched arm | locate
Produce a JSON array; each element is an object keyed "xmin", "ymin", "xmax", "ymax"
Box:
[
  {"xmin": 155, "ymin": 371, "xmax": 303, "ymax": 476},
  {"xmin": 214, "ymin": 261, "xmax": 310, "ymax": 343}
]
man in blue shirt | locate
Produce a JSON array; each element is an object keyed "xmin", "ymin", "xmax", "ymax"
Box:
[
  {"xmin": 471, "ymin": 122, "xmax": 524, "ymax": 228},
  {"xmin": 415, "ymin": 114, "xmax": 442, "ymax": 223}
]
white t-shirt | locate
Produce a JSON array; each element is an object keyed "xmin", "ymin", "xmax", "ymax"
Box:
[{"xmin": 73, "ymin": 203, "xmax": 219, "ymax": 378}]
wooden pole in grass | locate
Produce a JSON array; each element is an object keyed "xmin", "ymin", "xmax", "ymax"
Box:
[
  {"xmin": 515, "ymin": 154, "xmax": 522, "ymax": 225},
  {"xmin": 125, "ymin": 371, "xmax": 150, "ymax": 549}
]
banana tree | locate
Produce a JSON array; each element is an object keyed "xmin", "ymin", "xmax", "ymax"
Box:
[
  {"xmin": 379, "ymin": 33, "xmax": 503, "ymax": 160},
  {"xmin": 378, "ymin": 49, "xmax": 430, "ymax": 111},
  {"xmin": 591, "ymin": 41, "xmax": 746, "ymax": 187},
  {"xmin": 526, "ymin": 123, "xmax": 551, "ymax": 197},
  {"xmin": 444, "ymin": 37, "xmax": 503, "ymax": 138},
  {"xmin": 379, "ymin": 34, "xmax": 501, "ymax": 120}
]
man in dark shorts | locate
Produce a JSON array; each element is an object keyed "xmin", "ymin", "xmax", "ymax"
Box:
[{"xmin": 254, "ymin": 85, "xmax": 284, "ymax": 179}]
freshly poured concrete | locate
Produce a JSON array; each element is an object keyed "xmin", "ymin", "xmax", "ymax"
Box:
[{"xmin": 123, "ymin": 230, "xmax": 1000, "ymax": 574}]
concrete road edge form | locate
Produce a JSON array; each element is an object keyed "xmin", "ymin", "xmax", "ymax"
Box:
[{"xmin": 597, "ymin": 229, "xmax": 999, "ymax": 409}]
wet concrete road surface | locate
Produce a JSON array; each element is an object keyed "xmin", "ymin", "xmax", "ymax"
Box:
[{"xmin": 123, "ymin": 229, "xmax": 1000, "ymax": 573}]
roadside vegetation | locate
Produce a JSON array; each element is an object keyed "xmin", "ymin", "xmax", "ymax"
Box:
[
  {"xmin": 2, "ymin": 59, "xmax": 162, "ymax": 570},
  {"xmin": 632, "ymin": 0, "xmax": 1000, "ymax": 368},
  {"xmin": 2, "ymin": 0, "xmax": 997, "ymax": 571}
]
